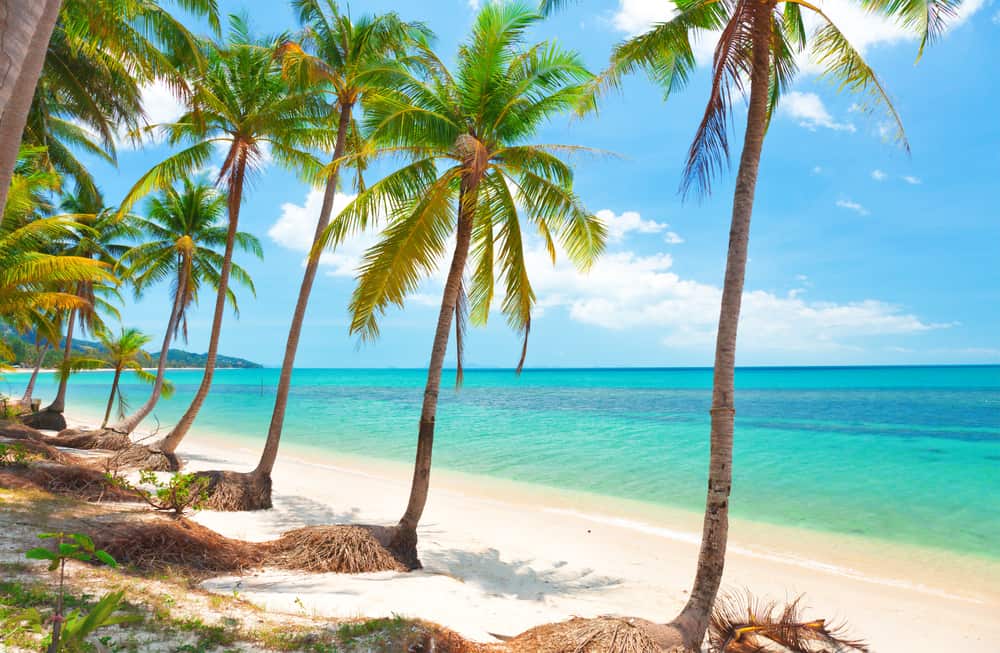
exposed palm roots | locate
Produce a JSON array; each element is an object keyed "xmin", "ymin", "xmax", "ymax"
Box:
[
  {"xmin": 112, "ymin": 444, "xmax": 178, "ymax": 472},
  {"xmin": 47, "ymin": 429, "xmax": 133, "ymax": 451},
  {"xmin": 194, "ymin": 470, "xmax": 272, "ymax": 511},
  {"xmin": 94, "ymin": 517, "xmax": 412, "ymax": 575},
  {"xmin": 266, "ymin": 525, "xmax": 407, "ymax": 573},
  {"xmin": 507, "ymin": 617, "xmax": 686, "ymax": 653}
]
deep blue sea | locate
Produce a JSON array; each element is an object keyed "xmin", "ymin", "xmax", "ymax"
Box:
[{"xmin": 9, "ymin": 365, "xmax": 999, "ymax": 559}]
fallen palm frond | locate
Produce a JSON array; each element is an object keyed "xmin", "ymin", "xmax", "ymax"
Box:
[
  {"xmin": 0, "ymin": 462, "xmax": 144, "ymax": 502},
  {"xmin": 0, "ymin": 422, "xmax": 47, "ymax": 441},
  {"xmin": 95, "ymin": 516, "xmax": 261, "ymax": 573},
  {"xmin": 708, "ymin": 592, "xmax": 868, "ymax": 653}
]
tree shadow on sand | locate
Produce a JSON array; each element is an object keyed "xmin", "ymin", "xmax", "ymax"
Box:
[{"xmin": 423, "ymin": 547, "xmax": 622, "ymax": 600}]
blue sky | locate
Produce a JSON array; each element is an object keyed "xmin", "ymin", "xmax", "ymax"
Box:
[{"xmin": 79, "ymin": 0, "xmax": 999, "ymax": 368}]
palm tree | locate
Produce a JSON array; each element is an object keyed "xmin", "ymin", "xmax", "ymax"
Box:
[
  {"xmin": 116, "ymin": 17, "xmax": 328, "ymax": 471},
  {"xmin": 109, "ymin": 178, "xmax": 260, "ymax": 438},
  {"xmin": 236, "ymin": 0, "xmax": 427, "ymax": 508},
  {"xmin": 316, "ymin": 2, "xmax": 605, "ymax": 565},
  {"xmin": 94, "ymin": 327, "xmax": 172, "ymax": 428},
  {"xmin": 0, "ymin": 0, "xmax": 61, "ymax": 216},
  {"xmin": 530, "ymin": 0, "xmax": 953, "ymax": 649},
  {"xmin": 0, "ymin": 0, "xmax": 221, "ymax": 218},
  {"xmin": 31, "ymin": 189, "xmax": 134, "ymax": 430}
]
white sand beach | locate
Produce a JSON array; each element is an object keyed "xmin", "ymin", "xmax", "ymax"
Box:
[{"xmin": 57, "ymin": 412, "xmax": 992, "ymax": 653}]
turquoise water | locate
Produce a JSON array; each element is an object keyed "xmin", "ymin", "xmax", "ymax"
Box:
[{"xmin": 8, "ymin": 365, "xmax": 1000, "ymax": 559}]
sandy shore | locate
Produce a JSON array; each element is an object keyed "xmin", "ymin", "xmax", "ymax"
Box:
[{"xmin": 60, "ymin": 409, "xmax": 1000, "ymax": 652}]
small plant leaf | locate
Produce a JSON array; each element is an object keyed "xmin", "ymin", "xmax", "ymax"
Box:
[{"xmin": 25, "ymin": 547, "xmax": 57, "ymax": 561}]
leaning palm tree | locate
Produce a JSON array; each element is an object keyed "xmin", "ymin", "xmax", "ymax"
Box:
[
  {"xmin": 228, "ymin": 0, "xmax": 428, "ymax": 509},
  {"xmin": 28, "ymin": 189, "xmax": 134, "ymax": 430},
  {"xmin": 308, "ymin": 2, "xmax": 605, "ymax": 565},
  {"xmin": 115, "ymin": 17, "xmax": 328, "ymax": 470},
  {"xmin": 108, "ymin": 179, "xmax": 260, "ymax": 439},
  {"xmin": 525, "ymin": 0, "xmax": 956, "ymax": 649},
  {"xmin": 0, "ymin": 0, "xmax": 221, "ymax": 219},
  {"xmin": 95, "ymin": 327, "xmax": 173, "ymax": 428}
]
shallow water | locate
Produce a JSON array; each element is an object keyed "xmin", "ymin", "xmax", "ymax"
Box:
[{"xmin": 11, "ymin": 365, "xmax": 999, "ymax": 559}]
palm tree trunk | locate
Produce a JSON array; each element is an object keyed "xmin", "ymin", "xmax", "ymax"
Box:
[
  {"xmin": 45, "ymin": 307, "xmax": 75, "ymax": 413},
  {"xmin": 0, "ymin": 0, "xmax": 61, "ymax": 217},
  {"xmin": 390, "ymin": 181, "xmax": 478, "ymax": 568},
  {"xmin": 110, "ymin": 258, "xmax": 188, "ymax": 435},
  {"xmin": 671, "ymin": 5, "xmax": 773, "ymax": 649},
  {"xmin": 158, "ymin": 152, "xmax": 248, "ymax": 455},
  {"xmin": 101, "ymin": 368, "xmax": 122, "ymax": 428},
  {"xmin": 22, "ymin": 341, "xmax": 50, "ymax": 403},
  {"xmin": 253, "ymin": 103, "xmax": 353, "ymax": 479}
]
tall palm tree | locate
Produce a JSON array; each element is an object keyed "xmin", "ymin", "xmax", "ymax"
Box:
[
  {"xmin": 316, "ymin": 2, "xmax": 605, "ymax": 565},
  {"xmin": 117, "ymin": 17, "xmax": 329, "ymax": 471},
  {"xmin": 0, "ymin": 0, "xmax": 61, "ymax": 217},
  {"xmin": 0, "ymin": 0, "xmax": 221, "ymax": 218},
  {"xmin": 94, "ymin": 326, "xmax": 167, "ymax": 428},
  {"xmin": 32, "ymin": 190, "xmax": 134, "ymax": 429},
  {"xmin": 235, "ymin": 0, "xmax": 428, "ymax": 508},
  {"xmin": 109, "ymin": 179, "xmax": 260, "ymax": 438},
  {"xmin": 532, "ymin": 0, "xmax": 953, "ymax": 649}
]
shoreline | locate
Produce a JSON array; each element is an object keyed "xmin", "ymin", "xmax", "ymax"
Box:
[{"xmin": 53, "ymin": 404, "xmax": 1000, "ymax": 651}]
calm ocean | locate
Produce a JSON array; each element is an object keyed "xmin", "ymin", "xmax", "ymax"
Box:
[{"xmin": 10, "ymin": 365, "xmax": 999, "ymax": 559}]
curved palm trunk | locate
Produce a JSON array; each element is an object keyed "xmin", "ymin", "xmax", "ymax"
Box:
[
  {"xmin": 157, "ymin": 153, "xmax": 247, "ymax": 456},
  {"xmin": 671, "ymin": 6, "xmax": 773, "ymax": 649},
  {"xmin": 389, "ymin": 182, "xmax": 478, "ymax": 569},
  {"xmin": 100, "ymin": 368, "xmax": 122, "ymax": 428},
  {"xmin": 45, "ymin": 307, "xmax": 75, "ymax": 413},
  {"xmin": 22, "ymin": 341, "xmax": 51, "ymax": 403},
  {"xmin": 110, "ymin": 258, "xmax": 189, "ymax": 435},
  {"xmin": 252, "ymin": 103, "xmax": 353, "ymax": 479},
  {"xmin": 0, "ymin": 0, "xmax": 61, "ymax": 216}
]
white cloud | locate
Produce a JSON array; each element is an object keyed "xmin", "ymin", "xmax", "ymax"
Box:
[
  {"xmin": 597, "ymin": 209, "xmax": 669, "ymax": 243},
  {"xmin": 836, "ymin": 198, "xmax": 870, "ymax": 216},
  {"xmin": 116, "ymin": 80, "xmax": 187, "ymax": 149},
  {"xmin": 612, "ymin": 0, "xmax": 676, "ymax": 35},
  {"xmin": 812, "ymin": 166, "xmax": 823, "ymax": 175},
  {"xmin": 269, "ymin": 189, "xmax": 379, "ymax": 277},
  {"xmin": 467, "ymin": 0, "xmax": 480, "ymax": 9},
  {"xmin": 664, "ymin": 231, "xmax": 684, "ymax": 245},
  {"xmin": 902, "ymin": 175, "xmax": 922, "ymax": 185},
  {"xmin": 522, "ymin": 240, "xmax": 947, "ymax": 352},
  {"xmin": 781, "ymin": 92, "xmax": 856, "ymax": 132},
  {"xmin": 871, "ymin": 169, "xmax": 887, "ymax": 181}
]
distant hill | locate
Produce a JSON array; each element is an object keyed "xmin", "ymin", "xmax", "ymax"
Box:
[{"xmin": 1, "ymin": 328, "xmax": 261, "ymax": 369}]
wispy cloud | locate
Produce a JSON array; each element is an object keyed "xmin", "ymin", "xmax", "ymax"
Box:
[
  {"xmin": 781, "ymin": 92, "xmax": 856, "ymax": 132},
  {"xmin": 871, "ymin": 169, "xmax": 887, "ymax": 181},
  {"xmin": 836, "ymin": 199, "xmax": 870, "ymax": 216},
  {"xmin": 902, "ymin": 175, "xmax": 922, "ymax": 185},
  {"xmin": 597, "ymin": 209, "xmax": 673, "ymax": 243}
]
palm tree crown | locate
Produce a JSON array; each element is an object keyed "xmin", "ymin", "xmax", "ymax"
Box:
[
  {"xmin": 123, "ymin": 178, "xmax": 261, "ymax": 341},
  {"xmin": 325, "ymin": 1, "xmax": 606, "ymax": 366}
]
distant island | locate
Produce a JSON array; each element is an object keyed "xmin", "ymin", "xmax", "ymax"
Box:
[{"xmin": 1, "ymin": 329, "xmax": 261, "ymax": 369}]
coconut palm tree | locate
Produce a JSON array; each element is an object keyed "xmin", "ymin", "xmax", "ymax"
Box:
[
  {"xmin": 0, "ymin": 0, "xmax": 221, "ymax": 218},
  {"xmin": 235, "ymin": 0, "xmax": 428, "ymax": 508},
  {"xmin": 109, "ymin": 178, "xmax": 260, "ymax": 438},
  {"xmin": 527, "ymin": 0, "xmax": 954, "ymax": 649},
  {"xmin": 29, "ymin": 189, "xmax": 135, "ymax": 430},
  {"xmin": 94, "ymin": 327, "xmax": 173, "ymax": 428},
  {"xmin": 314, "ymin": 1, "xmax": 605, "ymax": 565},
  {"xmin": 115, "ymin": 17, "xmax": 329, "ymax": 471}
]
